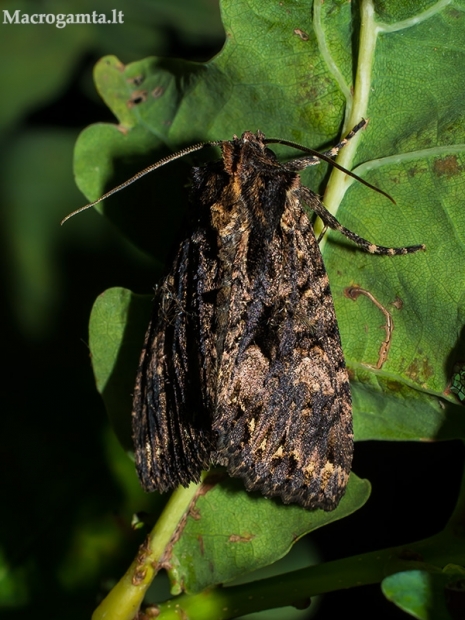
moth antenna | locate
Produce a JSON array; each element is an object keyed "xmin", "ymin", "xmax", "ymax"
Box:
[
  {"xmin": 61, "ymin": 141, "xmax": 214, "ymax": 225},
  {"xmin": 265, "ymin": 119, "xmax": 396, "ymax": 205}
]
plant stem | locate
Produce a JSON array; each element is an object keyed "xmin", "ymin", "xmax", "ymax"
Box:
[
  {"xmin": 91, "ymin": 481, "xmax": 202, "ymax": 620},
  {"xmin": 315, "ymin": 0, "xmax": 378, "ymax": 244},
  {"xmin": 153, "ymin": 529, "xmax": 457, "ymax": 619}
]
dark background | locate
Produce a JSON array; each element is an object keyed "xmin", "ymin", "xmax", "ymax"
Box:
[{"xmin": 1, "ymin": 1, "xmax": 462, "ymax": 618}]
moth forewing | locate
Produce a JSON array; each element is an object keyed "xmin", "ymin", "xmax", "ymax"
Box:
[{"xmin": 209, "ymin": 178, "xmax": 354, "ymax": 510}]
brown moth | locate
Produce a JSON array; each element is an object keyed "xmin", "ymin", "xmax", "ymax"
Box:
[
  {"xmin": 130, "ymin": 122, "xmax": 424, "ymax": 510},
  {"xmin": 64, "ymin": 121, "xmax": 424, "ymax": 510}
]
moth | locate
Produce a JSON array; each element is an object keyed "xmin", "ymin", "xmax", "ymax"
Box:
[{"xmin": 64, "ymin": 120, "xmax": 424, "ymax": 510}]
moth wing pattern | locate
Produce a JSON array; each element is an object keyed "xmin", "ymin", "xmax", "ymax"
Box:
[
  {"xmin": 131, "ymin": 128, "xmax": 423, "ymax": 511},
  {"xmin": 133, "ymin": 133, "xmax": 353, "ymax": 510},
  {"xmin": 132, "ymin": 225, "xmax": 218, "ymax": 492},
  {"xmin": 209, "ymin": 140, "xmax": 353, "ymax": 510}
]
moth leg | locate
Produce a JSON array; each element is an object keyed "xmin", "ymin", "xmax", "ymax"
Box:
[
  {"xmin": 287, "ymin": 120, "xmax": 368, "ymax": 169},
  {"xmin": 318, "ymin": 119, "xmax": 367, "ymax": 159},
  {"xmin": 317, "ymin": 225, "xmax": 328, "ymax": 244},
  {"xmin": 301, "ymin": 187, "xmax": 425, "ymax": 256}
]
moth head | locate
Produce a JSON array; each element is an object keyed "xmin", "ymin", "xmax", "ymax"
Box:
[
  {"xmin": 240, "ymin": 129, "xmax": 266, "ymax": 144},
  {"xmin": 221, "ymin": 130, "xmax": 278, "ymax": 175}
]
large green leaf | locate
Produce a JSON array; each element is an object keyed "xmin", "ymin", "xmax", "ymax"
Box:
[
  {"xmin": 169, "ymin": 472, "xmax": 370, "ymax": 593},
  {"xmin": 81, "ymin": 0, "xmax": 465, "ymax": 617}
]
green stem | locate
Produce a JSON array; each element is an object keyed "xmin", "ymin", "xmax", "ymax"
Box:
[
  {"xmin": 92, "ymin": 481, "xmax": 202, "ymax": 620},
  {"xmin": 315, "ymin": 0, "xmax": 453, "ymax": 245},
  {"xmin": 152, "ymin": 529, "xmax": 458, "ymax": 620},
  {"xmin": 314, "ymin": 0, "xmax": 379, "ymax": 245}
]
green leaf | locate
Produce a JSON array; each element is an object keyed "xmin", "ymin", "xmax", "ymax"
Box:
[
  {"xmin": 89, "ymin": 287, "xmax": 152, "ymax": 451},
  {"xmin": 169, "ymin": 473, "xmax": 370, "ymax": 593},
  {"xmin": 382, "ymin": 566, "xmax": 465, "ymax": 620},
  {"xmin": 382, "ymin": 570, "xmax": 439, "ymax": 620}
]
